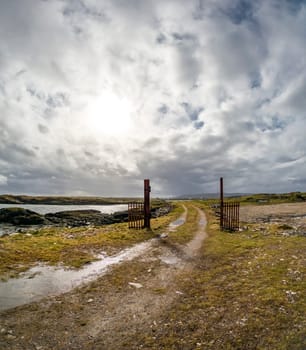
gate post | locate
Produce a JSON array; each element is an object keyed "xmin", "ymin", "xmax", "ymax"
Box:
[
  {"xmin": 220, "ymin": 177, "xmax": 224, "ymax": 230},
  {"xmin": 144, "ymin": 179, "xmax": 151, "ymax": 229}
]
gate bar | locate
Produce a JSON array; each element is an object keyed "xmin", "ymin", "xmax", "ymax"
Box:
[
  {"xmin": 220, "ymin": 177, "xmax": 224, "ymax": 230},
  {"xmin": 144, "ymin": 179, "xmax": 151, "ymax": 229}
]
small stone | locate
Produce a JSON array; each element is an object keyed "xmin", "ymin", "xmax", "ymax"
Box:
[
  {"xmin": 1, "ymin": 328, "xmax": 6, "ymax": 334},
  {"xmin": 87, "ymin": 298, "xmax": 94, "ymax": 303},
  {"xmin": 128, "ymin": 282, "xmax": 143, "ymax": 289},
  {"xmin": 7, "ymin": 334, "xmax": 16, "ymax": 340}
]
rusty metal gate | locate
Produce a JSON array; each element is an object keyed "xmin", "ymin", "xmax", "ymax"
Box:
[
  {"xmin": 128, "ymin": 202, "xmax": 144, "ymax": 229},
  {"xmin": 220, "ymin": 202, "xmax": 240, "ymax": 231},
  {"xmin": 128, "ymin": 179, "xmax": 151, "ymax": 230},
  {"xmin": 219, "ymin": 177, "xmax": 240, "ymax": 231}
]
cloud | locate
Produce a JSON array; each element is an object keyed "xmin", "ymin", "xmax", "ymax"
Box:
[
  {"xmin": 0, "ymin": 175, "xmax": 8, "ymax": 186},
  {"xmin": 0, "ymin": 0, "xmax": 306, "ymax": 196}
]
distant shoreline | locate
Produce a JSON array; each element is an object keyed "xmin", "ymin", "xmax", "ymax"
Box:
[{"xmin": 0, "ymin": 194, "xmax": 136, "ymax": 206}]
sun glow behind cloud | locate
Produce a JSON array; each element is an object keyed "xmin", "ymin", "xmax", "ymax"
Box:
[{"xmin": 85, "ymin": 92, "xmax": 132, "ymax": 136}]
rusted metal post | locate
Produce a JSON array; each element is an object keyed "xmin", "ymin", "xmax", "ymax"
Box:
[
  {"xmin": 220, "ymin": 177, "xmax": 224, "ymax": 230},
  {"xmin": 144, "ymin": 179, "xmax": 151, "ymax": 229}
]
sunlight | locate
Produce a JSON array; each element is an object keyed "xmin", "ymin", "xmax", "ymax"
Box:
[{"xmin": 87, "ymin": 92, "xmax": 132, "ymax": 136}]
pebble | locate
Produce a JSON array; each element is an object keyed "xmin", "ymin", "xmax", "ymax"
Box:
[
  {"xmin": 7, "ymin": 334, "xmax": 16, "ymax": 340},
  {"xmin": 128, "ymin": 282, "xmax": 143, "ymax": 289}
]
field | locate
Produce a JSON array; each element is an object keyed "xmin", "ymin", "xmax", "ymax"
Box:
[{"xmin": 0, "ymin": 200, "xmax": 305, "ymax": 349}]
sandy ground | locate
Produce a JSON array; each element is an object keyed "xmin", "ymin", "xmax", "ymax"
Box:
[
  {"xmin": 240, "ymin": 202, "xmax": 306, "ymax": 222},
  {"xmin": 0, "ymin": 206, "xmax": 207, "ymax": 350},
  {"xmin": 240, "ymin": 202, "xmax": 306, "ymax": 236}
]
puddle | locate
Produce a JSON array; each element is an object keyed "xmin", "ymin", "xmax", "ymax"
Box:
[
  {"xmin": 160, "ymin": 255, "xmax": 182, "ymax": 265},
  {"xmin": 0, "ymin": 205, "xmax": 189, "ymax": 312},
  {"xmin": 168, "ymin": 218, "xmax": 185, "ymax": 230},
  {"xmin": 168, "ymin": 206, "xmax": 187, "ymax": 232},
  {"xmin": 199, "ymin": 218, "xmax": 206, "ymax": 226},
  {"xmin": 0, "ymin": 240, "xmax": 153, "ymax": 312}
]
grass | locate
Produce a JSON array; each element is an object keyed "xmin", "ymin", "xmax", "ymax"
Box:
[
  {"xmin": 167, "ymin": 203, "xmax": 200, "ymax": 245},
  {"xmin": 134, "ymin": 201, "xmax": 306, "ymax": 349},
  {"xmin": 233, "ymin": 192, "xmax": 306, "ymax": 205},
  {"xmin": 0, "ymin": 202, "xmax": 183, "ymax": 279},
  {"xmin": 202, "ymin": 192, "xmax": 306, "ymax": 207}
]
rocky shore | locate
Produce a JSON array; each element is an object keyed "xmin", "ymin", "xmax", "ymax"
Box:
[{"xmin": 0, "ymin": 205, "xmax": 172, "ymax": 231}]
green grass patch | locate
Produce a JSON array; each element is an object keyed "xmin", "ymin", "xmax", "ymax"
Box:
[{"xmin": 135, "ymin": 202, "xmax": 306, "ymax": 349}]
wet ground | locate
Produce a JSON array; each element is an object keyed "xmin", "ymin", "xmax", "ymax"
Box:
[
  {"xmin": 0, "ymin": 204, "xmax": 209, "ymax": 350},
  {"xmin": 0, "ymin": 206, "xmax": 188, "ymax": 312},
  {"xmin": 0, "ymin": 241, "xmax": 152, "ymax": 311}
]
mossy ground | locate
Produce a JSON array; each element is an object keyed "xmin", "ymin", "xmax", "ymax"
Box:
[
  {"xmin": 0, "ymin": 203, "xmax": 183, "ymax": 279},
  {"xmin": 131, "ymin": 201, "xmax": 306, "ymax": 349},
  {"xmin": 1, "ymin": 201, "xmax": 305, "ymax": 349}
]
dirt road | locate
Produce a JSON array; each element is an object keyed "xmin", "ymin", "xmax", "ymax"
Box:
[{"xmin": 0, "ymin": 205, "xmax": 207, "ymax": 350}]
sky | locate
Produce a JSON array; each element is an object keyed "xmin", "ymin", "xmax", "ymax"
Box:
[{"xmin": 1, "ymin": 0, "xmax": 306, "ymax": 197}]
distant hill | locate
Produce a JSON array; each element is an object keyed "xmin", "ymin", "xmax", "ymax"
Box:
[
  {"xmin": 0, "ymin": 194, "xmax": 169, "ymax": 207},
  {"xmin": 174, "ymin": 193, "xmax": 249, "ymax": 200},
  {"xmin": 174, "ymin": 192, "xmax": 306, "ymax": 204},
  {"xmin": 0, "ymin": 194, "xmax": 133, "ymax": 205}
]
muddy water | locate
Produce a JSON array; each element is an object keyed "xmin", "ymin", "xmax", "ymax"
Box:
[
  {"xmin": 0, "ymin": 208, "xmax": 188, "ymax": 312},
  {"xmin": 0, "ymin": 241, "xmax": 153, "ymax": 311},
  {"xmin": 168, "ymin": 204, "xmax": 187, "ymax": 231}
]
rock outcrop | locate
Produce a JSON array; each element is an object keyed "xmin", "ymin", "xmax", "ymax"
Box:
[
  {"xmin": 45, "ymin": 210, "xmax": 129, "ymax": 227},
  {"xmin": 0, "ymin": 205, "xmax": 172, "ymax": 229},
  {"xmin": 0, "ymin": 208, "xmax": 48, "ymax": 225}
]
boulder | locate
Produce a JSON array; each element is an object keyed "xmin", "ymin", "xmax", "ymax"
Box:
[
  {"xmin": 45, "ymin": 210, "xmax": 117, "ymax": 226},
  {"xmin": 45, "ymin": 210, "xmax": 104, "ymax": 226},
  {"xmin": 0, "ymin": 208, "xmax": 47, "ymax": 225}
]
